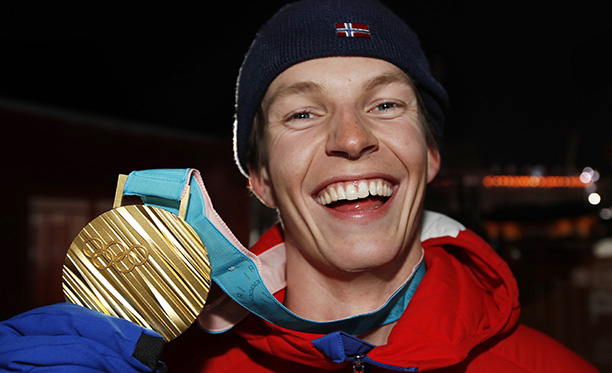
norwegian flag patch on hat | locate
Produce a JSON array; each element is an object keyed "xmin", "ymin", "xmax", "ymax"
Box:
[{"xmin": 335, "ymin": 23, "xmax": 371, "ymax": 38}]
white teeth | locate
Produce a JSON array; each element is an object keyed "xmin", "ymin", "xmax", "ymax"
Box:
[
  {"xmin": 369, "ymin": 180, "xmax": 377, "ymax": 195},
  {"xmin": 345, "ymin": 184, "xmax": 358, "ymax": 200},
  {"xmin": 337, "ymin": 185, "xmax": 346, "ymax": 200},
  {"xmin": 316, "ymin": 179, "xmax": 393, "ymax": 206},
  {"xmin": 329, "ymin": 187, "xmax": 338, "ymax": 202},
  {"xmin": 358, "ymin": 181, "xmax": 369, "ymax": 199}
]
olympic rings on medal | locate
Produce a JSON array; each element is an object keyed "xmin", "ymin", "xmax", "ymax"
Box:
[{"xmin": 82, "ymin": 237, "xmax": 149, "ymax": 273}]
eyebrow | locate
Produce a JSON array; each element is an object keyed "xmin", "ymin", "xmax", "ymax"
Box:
[
  {"xmin": 262, "ymin": 81, "xmax": 323, "ymax": 111},
  {"xmin": 362, "ymin": 71, "xmax": 414, "ymax": 91}
]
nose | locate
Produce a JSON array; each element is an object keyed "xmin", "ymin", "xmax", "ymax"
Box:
[{"xmin": 325, "ymin": 108, "xmax": 378, "ymax": 160}]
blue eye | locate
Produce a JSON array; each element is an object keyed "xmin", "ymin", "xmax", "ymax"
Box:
[
  {"xmin": 291, "ymin": 111, "xmax": 314, "ymax": 120},
  {"xmin": 375, "ymin": 102, "xmax": 397, "ymax": 111}
]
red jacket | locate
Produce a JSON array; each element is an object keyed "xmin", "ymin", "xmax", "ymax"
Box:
[{"xmin": 163, "ymin": 212, "xmax": 597, "ymax": 372}]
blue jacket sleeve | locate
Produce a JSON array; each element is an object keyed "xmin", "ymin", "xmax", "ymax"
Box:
[{"xmin": 0, "ymin": 303, "xmax": 166, "ymax": 372}]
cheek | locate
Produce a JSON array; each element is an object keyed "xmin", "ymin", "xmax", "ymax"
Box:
[
  {"xmin": 382, "ymin": 126, "xmax": 429, "ymax": 169},
  {"xmin": 266, "ymin": 131, "xmax": 320, "ymax": 193}
]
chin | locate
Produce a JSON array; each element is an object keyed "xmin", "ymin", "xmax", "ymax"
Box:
[{"xmin": 323, "ymin": 241, "xmax": 406, "ymax": 274}]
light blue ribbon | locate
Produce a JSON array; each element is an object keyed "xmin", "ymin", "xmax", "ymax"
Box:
[{"xmin": 123, "ymin": 168, "xmax": 425, "ymax": 335}]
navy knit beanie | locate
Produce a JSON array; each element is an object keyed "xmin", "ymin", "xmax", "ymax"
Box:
[{"xmin": 233, "ymin": 0, "xmax": 449, "ymax": 177}]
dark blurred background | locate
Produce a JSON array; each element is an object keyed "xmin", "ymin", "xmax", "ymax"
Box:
[{"xmin": 1, "ymin": 1, "xmax": 611, "ymax": 370}]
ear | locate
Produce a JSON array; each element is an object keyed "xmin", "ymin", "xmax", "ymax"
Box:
[
  {"xmin": 248, "ymin": 166, "xmax": 277, "ymax": 208},
  {"xmin": 426, "ymin": 146, "xmax": 441, "ymax": 183}
]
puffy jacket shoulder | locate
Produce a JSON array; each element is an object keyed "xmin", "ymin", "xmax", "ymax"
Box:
[{"xmin": 439, "ymin": 324, "xmax": 598, "ymax": 372}]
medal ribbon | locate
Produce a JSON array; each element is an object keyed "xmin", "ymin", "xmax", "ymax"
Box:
[{"xmin": 122, "ymin": 168, "xmax": 425, "ymax": 335}]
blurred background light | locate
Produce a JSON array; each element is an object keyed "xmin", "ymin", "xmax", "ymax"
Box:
[{"xmin": 588, "ymin": 192, "xmax": 601, "ymax": 205}]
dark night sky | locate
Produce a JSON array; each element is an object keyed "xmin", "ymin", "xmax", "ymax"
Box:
[{"xmin": 1, "ymin": 2, "xmax": 611, "ymax": 173}]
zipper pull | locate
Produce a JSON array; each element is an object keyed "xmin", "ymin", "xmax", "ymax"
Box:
[{"xmin": 352, "ymin": 354, "xmax": 368, "ymax": 373}]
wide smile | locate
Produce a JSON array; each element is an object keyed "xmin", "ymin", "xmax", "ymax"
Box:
[{"xmin": 314, "ymin": 178, "xmax": 394, "ymax": 211}]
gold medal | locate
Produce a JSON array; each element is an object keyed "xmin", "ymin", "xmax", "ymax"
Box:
[{"xmin": 62, "ymin": 174, "xmax": 211, "ymax": 341}]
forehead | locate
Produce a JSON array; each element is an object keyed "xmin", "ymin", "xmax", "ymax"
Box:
[{"xmin": 262, "ymin": 57, "xmax": 414, "ymax": 109}]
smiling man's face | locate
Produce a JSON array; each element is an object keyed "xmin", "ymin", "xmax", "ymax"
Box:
[{"xmin": 250, "ymin": 56, "xmax": 440, "ymax": 275}]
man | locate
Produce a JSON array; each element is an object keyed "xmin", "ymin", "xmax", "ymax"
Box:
[
  {"xmin": 0, "ymin": 0, "xmax": 598, "ymax": 371},
  {"xmin": 163, "ymin": 0, "xmax": 596, "ymax": 371}
]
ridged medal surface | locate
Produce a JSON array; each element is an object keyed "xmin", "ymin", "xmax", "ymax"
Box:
[{"xmin": 62, "ymin": 205, "xmax": 211, "ymax": 341}]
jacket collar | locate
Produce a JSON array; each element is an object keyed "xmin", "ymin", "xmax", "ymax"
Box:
[{"xmin": 207, "ymin": 212, "xmax": 519, "ymax": 370}]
